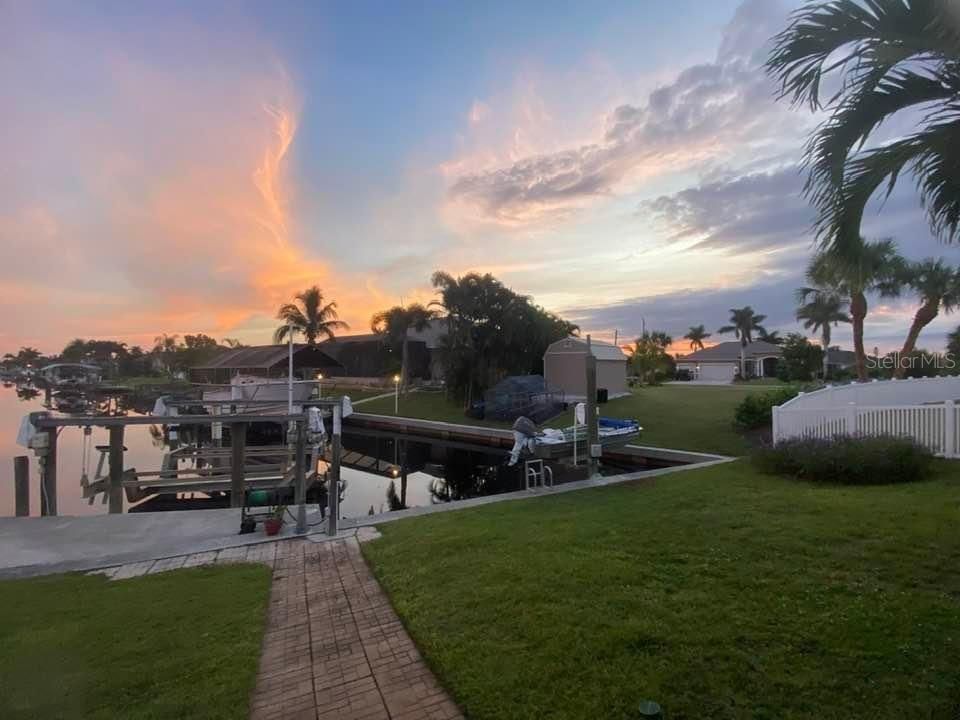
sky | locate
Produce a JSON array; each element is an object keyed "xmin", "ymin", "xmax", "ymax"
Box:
[{"xmin": 2, "ymin": 0, "xmax": 958, "ymax": 356}]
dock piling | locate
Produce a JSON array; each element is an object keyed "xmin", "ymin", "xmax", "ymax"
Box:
[
  {"xmin": 230, "ymin": 422, "xmax": 248, "ymax": 508},
  {"xmin": 585, "ymin": 335, "xmax": 599, "ymax": 478},
  {"xmin": 294, "ymin": 418, "xmax": 307, "ymax": 533},
  {"xmin": 328, "ymin": 401, "xmax": 342, "ymax": 536},
  {"xmin": 108, "ymin": 426, "xmax": 124, "ymax": 514},
  {"xmin": 14, "ymin": 455, "xmax": 29, "ymax": 517},
  {"xmin": 40, "ymin": 428, "xmax": 58, "ymax": 516}
]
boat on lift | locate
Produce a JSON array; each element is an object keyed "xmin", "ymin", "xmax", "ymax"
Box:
[{"xmin": 201, "ymin": 374, "xmax": 315, "ymax": 415}]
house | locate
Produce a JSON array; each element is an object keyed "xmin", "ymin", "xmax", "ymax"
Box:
[
  {"xmin": 826, "ymin": 347, "xmax": 857, "ymax": 372},
  {"xmin": 189, "ymin": 344, "xmax": 344, "ymax": 384},
  {"xmin": 543, "ymin": 337, "xmax": 629, "ymax": 400},
  {"xmin": 676, "ymin": 341, "xmax": 782, "ymax": 382},
  {"xmin": 320, "ymin": 319, "xmax": 448, "ymax": 381}
]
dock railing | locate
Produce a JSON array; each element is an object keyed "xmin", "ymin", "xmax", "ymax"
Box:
[{"xmin": 26, "ymin": 397, "xmax": 348, "ymax": 536}]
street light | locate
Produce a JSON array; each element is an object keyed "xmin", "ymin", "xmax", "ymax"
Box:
[
  {"xmin": 393, "ymin": 374, "xmax": 401, "ymax": 414},
  {"xmin": 316, "ymin": 372, "xmax": 324, "ymax": 398}
]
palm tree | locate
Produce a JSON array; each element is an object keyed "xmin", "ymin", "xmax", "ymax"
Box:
[
  {"xmin": 274, "ymin": 286, "xmax": 348, "ymax": 345},
  {"xmin": 222, "ymin": 338, "xmax": 245, "ymax": 348},
  {"xmin": 767, "ymin": 0, "xmax": 960, "ymax": 254},
  {"xmin": 894, "ymin": 259, "xmax": 960, "ymax": 377},
  {"xmin": 718, "ymin": 307, "xmax": 767, "ymax": 378},
  {"xmin": 371, "ymin": 303, "xmax": 436, "ymax": 391},
  {"xmin": 152, "ymin": 334, "xmax": 179, "ymax": 373},
  {"xmin": 805, "ymin": 237, "xmax": 904, "ymax": 381},
  {"xmin": 758, "ymin": 329, "xmax": 784, "ymax": 346},
  {"xmin": 795, "ymin": 290, "xmax": 851, "ymax": 378},
  {"xmin": 684, "ymin": 325, "xmax": 710, "ymax": 351}
]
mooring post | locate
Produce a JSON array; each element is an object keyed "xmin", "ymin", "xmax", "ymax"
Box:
[
  {"xmin": 399, "ymin": 439, "xmax": 408, "ymax": 508},
  {"xmin": 40, "ymin": 427, "xmax": 58, "ymax": 516},
  {"xmin": 108, "ymin": 425, "xmax": 124, "ymax": 514},
  {"xmin": 294, "ymin": 417, "xmax": 307, "ymax": 534},
  {"xmin": 327, "ymin": 401, "xmax": 342, "ymax": 537},
  {"xmin": 585, "ymin": 335, "xmax": 599, "ymax": 478},
  {"xmin": 14, "ymin": 455, "xmax": 29, "ymax": 517},
  {"xmin": 230, "ymin": 422, "xmax": 247, "ymax": 508}
]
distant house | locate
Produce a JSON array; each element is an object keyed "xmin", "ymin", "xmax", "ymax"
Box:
[
  {"xmin": 543, "ymin": 337, "xmax": 629, "ymax": 400},
  {"xmin": 826, "ymin": 347, "xmax": 857, "ymax": 373},
  {"xmin": 320, "ymin": 319, "xmax": 448, "ymax": 381},
  {"xmin": 189, "ymin": 344, "xmax": 344, "ymax": 384},
  {"xmin": 676, "ymin": 341, "xmax": 782, "ymax": 382}
]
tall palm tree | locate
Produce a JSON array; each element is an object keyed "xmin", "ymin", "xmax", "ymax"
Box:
[
  {"xmin": 274, "ymin": 286, "xmax": 348, "ymax": 345},
  {"xmin": 795, "ymin": 290, "xmax": 851, "ymax": 378},
  {"xmin": 718, "ymin": 307, "xmax": 767, "ymax": 378},
  {"xmin": 152, "ymin": 333, "xmax": 180, "ymax": 373},
  {"xmin": 767, "ymin": 0, "xmax": 960, "ymax": 254},
  {"xmin": 371, "ymin": 303, "xmax": 436, "ymax": 391},
  {"xmin": 805, "ymin": 237, "xmax": 904, "ymax": 381},
  {"xmin": 684, "ymin": 325, "xmax": 710, "ymax": 351},
  {"xmin": 758, "ymin": 329, "xmax": 784, "ymax": 346},
  {"xmin": 894, "ymin": 259, "xmax": 960, "ymax": 377}
]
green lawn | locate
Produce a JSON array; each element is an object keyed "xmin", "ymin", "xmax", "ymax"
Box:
[
  {"xmin": 360, "ymin": 385, "xmax": 759, "ymax": 455},
  {"xmin": 0, "ymin": 564, "xmax": 272, "ymax": 720},
  {"xmin": 364, "ymin": 460, "xmax": 960, "ymax": 720}
]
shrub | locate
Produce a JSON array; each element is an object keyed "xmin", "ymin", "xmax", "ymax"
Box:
[
  {"xmin": 733, "ymin": 386, "xmax": 800, "ymax": 430},
  {"xmin": 753, "ymin": 435, "xmax": 935, "ymax": 485}
]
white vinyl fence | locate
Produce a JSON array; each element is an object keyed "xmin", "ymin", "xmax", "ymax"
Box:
[{"xmin": 772, "ymin": 377, "xmax": 960, "ymax": 458}]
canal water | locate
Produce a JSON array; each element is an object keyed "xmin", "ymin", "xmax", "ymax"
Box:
[{"xmin": 0, "ymin": 384, "xmax": 516, "ymax": 519}]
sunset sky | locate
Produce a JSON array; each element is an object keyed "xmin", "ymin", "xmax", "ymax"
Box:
[{"xmin": 2, "ymin": 0, "xmax": 956, "ymax": 355}]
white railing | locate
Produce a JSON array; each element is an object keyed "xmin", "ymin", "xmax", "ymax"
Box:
[{"xmin": 772, "ymin": 377, "xmax": 960, "ymax": 458}]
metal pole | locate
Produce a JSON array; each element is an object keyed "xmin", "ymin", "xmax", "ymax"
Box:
[
  {"xmin": 230, "ymin": 422, "xmax": 247, "ymax": 508},
  {"xmin": 586, "ymin": 335, "xmax": 599, "ymax": 478},
  {"xmin": 327, "ymin": 401, "xmax": 342, "ymax": 537},
  {"xmin": 287, "ymin": 321, "xmax": 294, "ymax": 414},
  {"xmin": 394, "ymin": 376, "xmax": 399, "ymax": 414},
  {"xmin": 108, "ymin": 425, "xmax": 124, "ymax": 514},
  {"xmin": 295, "ymin": 417, "xmax": 307, "ymax": 534},
  {"xmin": 14, "ymin": 456, "xmax": 29, "ymax": 517},
  {"xmin": 41, "ymin": 428, "xmax": 58, "ymax": 516}
]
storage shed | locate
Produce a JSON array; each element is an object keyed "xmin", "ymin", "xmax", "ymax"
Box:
[{"xmin": 543, "ymin": 337, "xmax": 628, "ymax": 400}]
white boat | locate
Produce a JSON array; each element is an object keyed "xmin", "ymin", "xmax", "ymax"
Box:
[{"xmin": 202, "ymin": 375, "xmax": 315, "ymax": 414}]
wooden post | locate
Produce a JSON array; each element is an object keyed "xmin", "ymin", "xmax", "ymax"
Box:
[
  {"xmin": 108, "ymin": 425, "xmax": 124, "ymax": 514},
  {"xmin": 41, "ymin": 429, "xmax": 58, "ymax": 516},
  {"xmin": 14, "ymin": 456, "xmax": 29, "ymax": 517},
  {"xmin": 294, "ymin": 418, "xmax": 307, "ymax": 534},
  {"xmin": 399, "ymin": 440, "xmax": 408, "ymax": 508},
  {"xmin": 230, "ymin": 422, "xmax": 247, "ymax": 508},
  {"xmin": 328, "ymin": 402, "xmax": 342, "ymax": 537},
  {"xmin": 585, "ymin": 335, "xmax": 599, "ymax": 478}
]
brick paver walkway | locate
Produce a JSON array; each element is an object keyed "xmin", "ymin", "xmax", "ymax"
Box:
[{"xmin": 92, "ymin": 537, "xmax": 463, "ymax": 720}]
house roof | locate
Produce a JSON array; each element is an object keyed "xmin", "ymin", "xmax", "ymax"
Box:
[
  {"xmin": 544, "ymin": 337, "xmax": 627, "ymax": 361},
  {"xmin": 678, "ymin": 340, "xmax": 782, "ymax": 363},
  {"xmin": 192, "ymin": 344, "xmax": 342, "ymax": 370},
  {"xmin": 827, "ymin": 347, "xmax": 857, "ymax": 366},
  {"xmin": 322, "ymin": 318, "xmax": 449, "ymax": 350}
]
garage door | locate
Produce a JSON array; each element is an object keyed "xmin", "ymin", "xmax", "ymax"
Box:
[{"xmin": 698, "ymin": 363, "xmax": 736, "ymax": 382}]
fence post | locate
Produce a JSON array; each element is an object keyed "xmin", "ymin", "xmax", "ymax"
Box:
[
  {"xmin": 845, "ymin": 402, "xmax": 857, "ymax": 436},
  {"xmin": 946, "ymin": 400, "xmax": 956, "ymax": 458},
  {"xmin": 14, "ymin": 456, "xmax": 29, "ymax": 517},
  {"xmin": 771, "ymin": 405, "xmax": 780, "ymax": 445}
]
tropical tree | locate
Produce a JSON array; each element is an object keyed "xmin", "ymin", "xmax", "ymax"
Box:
[
  {"xmin": 630, "ymin": 331, "xmax": 674, "ymax": 384},
  {"xmin": 371, "ymin": 303, "xmax": 436, "ymax": 391},
  {"xmin": 767, "ymin": 0, "xmax": 960, "ymax": 254},
  {"xmin": 274, "ymin": 286, "xmax": 348, "ymax": 345},
  {"xmin": 804, "ymin": 237, "xmax": 904, "ymax": 381},
  {"xmin": 683, "ymin": 324, "xmax": 711, "ymax": 351},
  {"xmin": 430, "ymin": 271, "xmax": 577, "ymax": 405},
  {"xmin": 757, "ymin": 329, "xmax": 784, "ymax": 346},
  {"xmin": 894, "ymin": 259, "xmax": 960, "ymax": 377},
  {"xmin": 222, "ymin": 338, "xmax": 245, "ymax": 348},
  {"xmin": 718, "ymin": 307, "xmax": 767, "ymax": 378},
  {"xmin": 152, "ymin": 334, "xmax": 180, "ymax": 373},
  {"xmin": 795, "ymin": 289, "xmax": 851, "ymax": 378}
]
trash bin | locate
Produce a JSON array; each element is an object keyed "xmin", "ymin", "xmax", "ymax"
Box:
[{"xmin": 597, "ymin": 388, "xmax": 609, "ymax": 404}]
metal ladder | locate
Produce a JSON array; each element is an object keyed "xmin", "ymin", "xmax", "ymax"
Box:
[{"xmin": 524, "ymin": 459, "xmax": 554, "ymax": 491}]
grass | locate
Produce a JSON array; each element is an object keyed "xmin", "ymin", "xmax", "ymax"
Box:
[
  {"xmin": 0, "ymin": 564, "xmax": 272, "ymax": 720},
  {"xmin": 365, "ymin": 460, "xmax": 960, "ymax": 720},
  {"xmin": 359, "ymin": 385, "xmax": 761, "ymax": 456}
]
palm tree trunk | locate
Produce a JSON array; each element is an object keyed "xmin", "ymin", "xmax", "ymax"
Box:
[
  {"xmin": 740, "ymin": 339, "xmax": 747, "ymax": 379},
  {"xmin": 821, "ymin": 330, "xmax": 830, "ymax": 379},
  {"xmin": 851, "ymin": 292, "xmax": 868, "ymax": 382},
  {"xmin": 894, "ymin": 301, "xmax": 939, "ymax": 379}
]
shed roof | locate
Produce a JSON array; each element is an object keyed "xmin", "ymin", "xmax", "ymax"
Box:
[
  {"xmin": 544, "ymin": 337, "xmax": 627, "ymax": 361},
  {"xmin": 678, "ymin": 340, "xmax": 782, "ymax": 363},
  {"xmin": 192, "ymin": 344, "xmax": 342, "ymax": 370}
]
